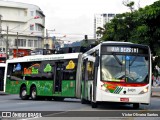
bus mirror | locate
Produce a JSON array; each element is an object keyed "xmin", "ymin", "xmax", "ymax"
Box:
[{"xmin": 95, "ymin": 56, "xmax": 99, "ymax": 67}]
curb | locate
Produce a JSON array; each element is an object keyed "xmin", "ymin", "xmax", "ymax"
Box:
[
  {"xmin": 0, "ymin": 92, "xmax": 8, "ymax": 95},
  {"xmin": 152, "ymin": 92, "xmax": 160, "ymax": 97}
]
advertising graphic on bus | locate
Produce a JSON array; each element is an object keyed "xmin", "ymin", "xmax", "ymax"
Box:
[{"xmin": 4, "ymin": 53, "xmax": 82, "ymax": 101}]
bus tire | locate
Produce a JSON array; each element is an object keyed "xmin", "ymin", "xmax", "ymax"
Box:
[
  {"xmin": 133, "ymin": 103, "xmax": 139, "ymax": 109},
  {"xmin": 31, "ymin": 86, "xmax": 37, "ymax": 100},
  {"xmin": 20, "ymin": 86, "xmax": 29, "ymax": 100},
  {"xmin": 91, "ymin": 102, "xmax": 97, "ymax": 108}
]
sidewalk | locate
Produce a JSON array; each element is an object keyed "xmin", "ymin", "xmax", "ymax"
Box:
[
  {"xmin": 0, "ymin": 91, "xmax": 8, "ymax": 95},
  {"xmin": 152, "ymin": 86, "xmax": 160, "ymax": 97}
]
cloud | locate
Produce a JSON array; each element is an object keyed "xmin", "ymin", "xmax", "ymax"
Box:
[{"xmin": 9, "ymin": 0, "xmax": 158, "ymax": 41}]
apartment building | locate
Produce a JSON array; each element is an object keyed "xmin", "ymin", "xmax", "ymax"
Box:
[
  {"xmin": 94, "ymin": 13, "xmax": 116, "ymax": 39},
  {"xmin": 0, "ymin": 0, "xmax": 45, "ymax": 57}
]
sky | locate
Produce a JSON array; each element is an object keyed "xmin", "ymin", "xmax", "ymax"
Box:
[{"xmin": 5, "ymin": 0, "xmax": 158, "ymax": 42}]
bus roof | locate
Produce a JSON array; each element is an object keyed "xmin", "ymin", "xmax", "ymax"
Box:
[
  {"xmin": 100, "ymin": 41, "xmax": 133, "ymax": 44},
  {"xmin": 6, "ymin": 53, "xmax": 82, "ymax": 63}
]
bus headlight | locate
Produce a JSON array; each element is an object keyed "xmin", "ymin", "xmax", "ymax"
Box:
[
  {"xmin": 139, "ymin": 87, "xmax": 148, "ymax": 94},
  {"xmin": 101, "ymin": 85, "xmax": 109, "ymax": 92},
  {"xmin": 102, "ymin": 86, "xmax": 106, "ymax": 91}
]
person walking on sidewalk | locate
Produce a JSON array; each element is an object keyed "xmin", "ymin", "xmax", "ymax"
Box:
[{"xmin": 152, "ymin": 73, "xmax": 154, "ymax": 86}]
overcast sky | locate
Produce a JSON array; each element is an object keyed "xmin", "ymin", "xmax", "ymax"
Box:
[{"xmin": 6, "ymin": 0, "xmax": 158, "ymax": 41}]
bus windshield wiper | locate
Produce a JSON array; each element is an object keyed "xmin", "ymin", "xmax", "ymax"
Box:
[
  {"xmin": 113, "ymin": 54, "xmax": 123, "ymax": 66},
  {"xmin": 129, "ymin": 56, "xmax": 137, "ymax": 66}
]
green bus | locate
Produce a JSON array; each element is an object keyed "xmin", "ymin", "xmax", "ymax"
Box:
[{"xmin": 4, "ymin": 53, "xmax": 82, "ymax": 101}]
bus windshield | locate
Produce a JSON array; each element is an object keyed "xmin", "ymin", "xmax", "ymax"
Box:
[{"xmin": 101, "ymin": 54, "xmax": 149, "ymax": 83}]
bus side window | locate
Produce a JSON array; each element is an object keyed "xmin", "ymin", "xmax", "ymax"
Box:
[
  {"xmin": 24, "ymin": 62, "xmax": 41, "ymax": 80},
  {"xmin": 41, "ymin": 61, "xmax": 54, "ymax": 79},
  {"xmin": 88, "ymin": 61, "xmax": 94, "ymax": 80},
  {"xmin": 82, "ymin": 61, "xmax": 85, "ymax": 81},
  {"xmin": 7, "ymin": 63, "xmax": 13, "ymax": 76},
  {"xmin": 63, "ymin": 60, "xmax": 77, "ymax": 80},
  {"xmin": 10, "ymin": 63, "xmax": 23, "ymax": 81}
]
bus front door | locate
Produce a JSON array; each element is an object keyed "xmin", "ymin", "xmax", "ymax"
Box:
[{"xmin": 54, "ymin": 62, "xmax": 63, "ymax": 93}]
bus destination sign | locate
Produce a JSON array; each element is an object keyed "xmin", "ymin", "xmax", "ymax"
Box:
[{"xmin": 105, "ymin": 46, "xmax": 140, "ymax": 53}]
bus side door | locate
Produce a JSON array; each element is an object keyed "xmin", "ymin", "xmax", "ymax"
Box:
[{"xmin": 54, "ymin": 62, "xmax": 64, "ymax": 93}]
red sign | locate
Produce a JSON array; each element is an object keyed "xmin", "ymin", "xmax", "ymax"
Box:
[
  {"xmin": 0, "ymin": 53, "xmax": 6, "ymax": 57},
  {"xmin": 120, "ymin": 98, "xmax": 129, "ymax": 102}
]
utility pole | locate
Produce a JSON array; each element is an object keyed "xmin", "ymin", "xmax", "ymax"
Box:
[
  {"xmin": 46, "ymin": 29, "xmax": 48, "ymax": 49},
  {"xmin": 16, "ymin": 32, "xmax": 18, "ymax": 57},
  {"xmin": 0, "ymin": 15, "xmax": 2, "ymax": 52},
  {"xmin": 6, "ymin": 26, "xmax": 8, "ymax": 59}
]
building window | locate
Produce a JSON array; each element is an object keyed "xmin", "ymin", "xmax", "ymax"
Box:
[
  {"xmin": 15, "ymin": 39, "xmax": 26, "ymax": 47},
  {"xmin": 0, "ymin": 40, "xmax": 4, "ymax": 46},
  {"xmin": 34, "ymin": 40, "xmax": 38, "ymax": 47},
  {"xmin": 30, "ymin": 24, "xmax": 34, "ymax": 31},
  {"xmin": 30, "ymin": 11, "xmax": 34, "ymax": 16},
  {"xmin": 28, "ymin": 40, "xmax": 34, "ymax": 47},
  {"xmin": 35, "ymin": 24, "xmax": 42, "ymax": 31}
]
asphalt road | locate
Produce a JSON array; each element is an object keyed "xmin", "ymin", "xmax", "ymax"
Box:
[{"xmin": 0, "ymin": 94, "xmax": 160, "ymax": 119}]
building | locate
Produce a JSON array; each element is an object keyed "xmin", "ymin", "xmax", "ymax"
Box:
[
  {"xmin": 0, "ymin": 0, "xmax": 45, "ymax": 58},
  {"xmin": 94, "ymin": 13, "xmax": 116, "ymax": 39}
]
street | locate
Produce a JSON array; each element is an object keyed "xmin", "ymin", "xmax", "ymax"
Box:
[{"xmin": 0, "ymin": 94, "xmax": 160, "ymax": 119}]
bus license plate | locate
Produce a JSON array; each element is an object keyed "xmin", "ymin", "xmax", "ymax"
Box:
[{"xmin": 120, "ymin": 98, "xmax": 129, "ymax": 102}]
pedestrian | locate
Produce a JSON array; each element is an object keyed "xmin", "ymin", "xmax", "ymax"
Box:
[{"xmin": 152, "ymin": 73, "xmax": 154, "ymax": 86}]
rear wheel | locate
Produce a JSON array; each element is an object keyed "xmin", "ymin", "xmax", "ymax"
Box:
[
  {"xmin": 31, "ymin": 87, "xmax": 37, "ymax": 100},
  {"xmin": 133, "ymin": 103, "xmax": 139, "ymax": 109},
  {"xmin": 20, "ymin": 86, "xmax": 29, "ymax": 100}
]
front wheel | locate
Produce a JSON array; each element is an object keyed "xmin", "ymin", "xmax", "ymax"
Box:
[
  {"xmin": 31, "ymin": 87, "xmax": 37, "ymax": 100},
  {"xmin": 20, "ymin": 86, "xmax": 29, "ymax": 100}
]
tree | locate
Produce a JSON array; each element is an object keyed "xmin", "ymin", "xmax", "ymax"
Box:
[
  {"xmin": 122, "ymin": 0, "xmax": 135, "ymax": 12},
  {"xmin": 96, "ymin": 27, "xmax": 105, "ymax": 38},
  {"xmin": 102, "ymin": 0, "xmax": 160, "ymax": 57}
]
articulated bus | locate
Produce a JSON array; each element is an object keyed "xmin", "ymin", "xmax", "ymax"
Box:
[
  {"xmin": 81, "ymin": 41, "xmax": 151, "ymax": 108},
  {"xmin": 0, "ymin": 63, "xmax": 6, "ymax": 92},
  {"xmin": 4, "ymin": 53, "xmax": 82, "ymax": 101}
]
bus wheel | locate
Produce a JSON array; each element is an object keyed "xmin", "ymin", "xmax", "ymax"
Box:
[
  {"xmin": 20, "ymin": 86, "xmax": 29, "ymax": 100},
  {"xmin": 31, "ymin": 87, "xmax": 37, "ymax": 100},
  {"xmin": 91, "ymin": 102, "xmax": 97, "ymax": 108},
  {"xmin": 133, "ymin": 103, "xmax": 139, "ymax": 109}
]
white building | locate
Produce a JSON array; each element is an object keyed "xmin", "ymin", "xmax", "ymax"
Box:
[
  {"xmin": 0, "ymin": 0, "xmax": 45, "ymax": 55},
  {"xmin": 94, "ymin": 13, "xmax": 117, "ymax": 39}
]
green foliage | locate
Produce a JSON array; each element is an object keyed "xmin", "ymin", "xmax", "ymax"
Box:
[
  {"xmin": 101, "ymin": 0, "xmax": 160, "ymax": 56},
  {"xmin": 100, "ymin": 0, "xmax": 160, "ymax": 68}
]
